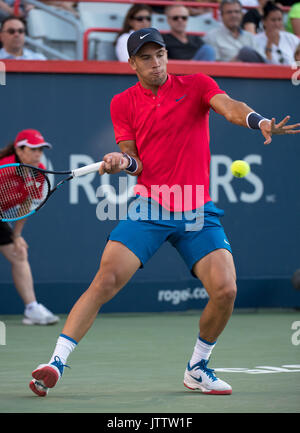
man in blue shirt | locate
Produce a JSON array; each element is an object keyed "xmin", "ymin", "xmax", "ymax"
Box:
[{"xmin": 204, "ymin": 0, "xmax": 266, "ymax": 62}]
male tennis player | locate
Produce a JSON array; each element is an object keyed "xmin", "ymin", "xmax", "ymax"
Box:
[{"xmin": 29, "ymin": 28, "xmax": 300, "ymax": 397}]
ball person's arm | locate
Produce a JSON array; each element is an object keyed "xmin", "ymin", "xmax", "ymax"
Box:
[
  {"xmin": 210, "ymin": 93, "xmax": 300, "ymax": 145},
  {"xmin": 99, "ymin": 140, "xmax": 143, "ymax": 176}
]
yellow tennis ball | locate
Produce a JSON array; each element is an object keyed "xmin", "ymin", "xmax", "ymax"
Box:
[{"xmin": 231, "ymin": 160, "xmax": 250, "ymax": 178}]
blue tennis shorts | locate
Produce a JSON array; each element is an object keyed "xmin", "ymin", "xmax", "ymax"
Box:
[{"xmin": 108, "ymin": 197, "xmax": 232, "ymax": 277}]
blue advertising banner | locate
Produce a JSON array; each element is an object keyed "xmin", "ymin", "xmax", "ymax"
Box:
[{"xmin": 0, "ymin": 71, "xmax": 299, "ymax": 313}]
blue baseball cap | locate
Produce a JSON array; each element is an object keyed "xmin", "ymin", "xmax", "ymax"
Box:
[{"xmin": 127, "ymin": 27, "xmax": 166, "ymax": 57}]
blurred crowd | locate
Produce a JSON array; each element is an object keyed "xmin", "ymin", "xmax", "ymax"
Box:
[{"xmin": 0, "ymin": 0, "xmax": 299, "ymax": 63}]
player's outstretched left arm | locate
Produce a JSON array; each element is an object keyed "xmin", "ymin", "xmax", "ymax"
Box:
[
  {"xmin": 210, "ymin": 94, "xmax": 300, "ymax": 145},
  {"xmin": 259, "ymin": 116, "xmax": 300, "ymax": 145}
]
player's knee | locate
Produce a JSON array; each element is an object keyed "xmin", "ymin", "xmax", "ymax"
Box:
[
  {"xmin": 213, "ymin": 280, "xmax": 237, "ymax": 306},
  {"xmin": 93, "ymin": 270, "xmax": 122, "ymax": 304}
]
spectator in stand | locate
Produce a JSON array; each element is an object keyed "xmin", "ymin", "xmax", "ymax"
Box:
[
  {"xmin": 203, "ymin": 0, "xmax": 266, "ymax": 62},
  {"xmin": 286, "ymin": 2, "xmax": 300, "ymax": 36},
  {"xmin": 242, "ymin": 0, "xmax": 269, "ymax": 33},
  {"xmin": 255, "ymin": 1, "xmax": 300, "ymax": 64},
  {"xmin": 0, "ymin": 16, "xmax": 46, "ymax": 59},
  {"xmin": 115, "ymin": 4, "xmax": 152, "ymax": 62},
  {"xmin": 163, "ymin": 5, "xmax": 216, "ymax": 61}
]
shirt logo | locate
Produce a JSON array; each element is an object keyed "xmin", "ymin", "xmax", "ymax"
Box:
[
  {"xmin": 175, "ymin": 94, "xmax": 186, "ymax": 102},
  {"xmin": 140, "ymin": 33, "xmax": 150, "ymax": 39}
]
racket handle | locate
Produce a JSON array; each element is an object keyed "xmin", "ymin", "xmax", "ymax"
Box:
[{"xmin": 72, "ymin": 161, "xmax": 104, "ymax": 177}]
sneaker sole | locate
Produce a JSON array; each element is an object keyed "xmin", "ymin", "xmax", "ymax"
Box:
[
  {"xmin": 183, "ymin": 381, "xmax": 232, "ymax": 395},
  {"xmin": 29, "ymin": 380, "xmax": 48, "ymax": 397},
  {"xmin": 23, "ymin": 318, "xmax": 59, "ymax": 325},
  {"xmin": 32, "ymin": 366, "xmax": 59, "ymax": 388}
]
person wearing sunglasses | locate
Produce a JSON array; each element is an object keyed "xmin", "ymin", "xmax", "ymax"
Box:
[
  {"xmin": 115, "ymin": 4, "xmax": 152, "ymax": 62},
  {"xmin": 0, "ymin": 16, "xmax": 46, "ymax": 60},
  {"xmin": 164, "ymin": 5, "xmax": 216, "ymax": 61},
  {"xmin": 254, "ymin": 1, "xmax": 300, "ymax": 65}
]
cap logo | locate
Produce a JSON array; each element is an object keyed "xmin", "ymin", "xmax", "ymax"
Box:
[
  {"xmin": 127, "ymin": 28, "xmax": 165, "ymax": 57},
  {"xmin": 140, "ymin": 33, "xmax": 150, "ymax": 39}
]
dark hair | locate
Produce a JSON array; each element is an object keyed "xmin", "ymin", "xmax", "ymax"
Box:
[
  {"xmin": 263, "ymin": 1, "xmax": 282, "ymax": 19},
  {"xmin": 115, "ymin": 4, "xmax": 152, "ymax": 42},
  {"xmin": 220, "ymin": 0, "xmax": 242, "ymax": 14},
  {"xmin": 0, "ymin": 15, "xmax": 27, "ymax": 32},
  {"xmin": 0, "ymin": 142, "xmax": 15, "ymax": 159}
]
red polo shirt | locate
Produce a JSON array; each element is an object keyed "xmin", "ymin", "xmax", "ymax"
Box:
[{"xmin": 110, "ymin": 73, "xmax": 226, "ymax": 211}]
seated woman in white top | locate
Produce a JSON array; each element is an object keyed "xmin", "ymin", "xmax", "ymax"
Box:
[
  {"xmin": 115, "ymin": 4, "xmax": 152, "ymax": 62},
  {"xmin": 255, "ymin": 1, "xmax": 300, "ymax": 65}
]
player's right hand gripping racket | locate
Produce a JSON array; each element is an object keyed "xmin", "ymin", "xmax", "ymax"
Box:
[{"xmin": 0, "ymin": 161, "xmax": 105, "ymax": 222}]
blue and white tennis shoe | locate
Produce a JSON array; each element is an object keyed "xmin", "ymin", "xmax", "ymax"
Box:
[
  {"xmin": 184, "ymin": 359, "xmax": 232, "ymax": 395},
  {"xmin": 29, "ymin": 356, "xmax": 69, "ymax": 397}
]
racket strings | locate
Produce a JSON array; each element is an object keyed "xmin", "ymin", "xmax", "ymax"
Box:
[{"xmin": 0, "ymin": 165, "xmax": 49, "ymax": 220}]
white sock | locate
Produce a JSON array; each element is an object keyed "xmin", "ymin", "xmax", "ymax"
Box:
[
  {"xmin": 49, "ymin": 334, "xmax": 78, "ymax": 365},
  {"xmin": 25, "ymin": 301, "xmax": 38, "ymax": 312},
  {"xmin": 190, "ymin": 335, "xmax": 216, "ymax": 366}
]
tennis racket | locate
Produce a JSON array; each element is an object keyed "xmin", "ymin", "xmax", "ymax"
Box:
[{"xmin": 0, "ymin": 161, "xmax": 105, "ymax": 222}]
